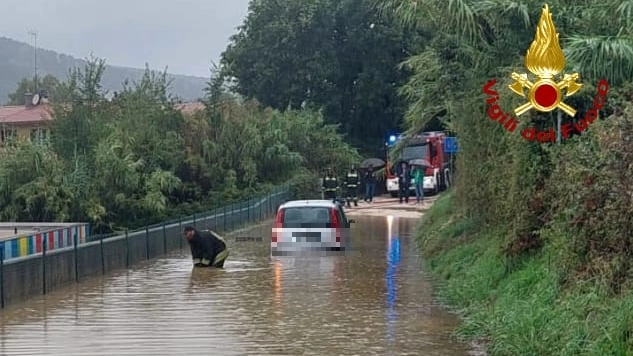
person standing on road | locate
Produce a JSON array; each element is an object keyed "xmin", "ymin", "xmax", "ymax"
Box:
[
  {"xmin": 183, "ymin": 226, "xmax": 229, "ymax": 268},
  {"xmin": 344, "ymin": 165, "xmax": 360, "ymax": 207},
  {"xmin": 397, "ymin": 161, "xmax": 412, "ymax": 204},
  {"xmin": 413, "ymin": 166, "xmax": 424, "ymax": 204},
  {"xmin": 322, "ymin": 167, "xmax": 339, "ymax": 201},
  {"xmin": 364, "ymin": 164, "xmax": 377, "ymax": 202}
]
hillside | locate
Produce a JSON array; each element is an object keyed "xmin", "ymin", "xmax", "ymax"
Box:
[{"xmin": 0, "ymin": 37, "xmax": 208, "ymax": 103}]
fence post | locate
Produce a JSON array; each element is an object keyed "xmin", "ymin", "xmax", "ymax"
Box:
[
  {"xmin": 125, "ymin": 229, "xmax": 130, "ymax": 267},
  {"xmin": 238, "ymin": 202, "xmax": 243, "ymax": 227},
  {"xmin": 73, "ymin": 233, "xmax": 79, "ymax": 282},
  {"xmin": 193, "ymin": 213, "xmax": 197, "ymax": 228},
  {"xmin": 145, "ymin": 226, "xmax": 150, "ymax": 260},
  {"xmin": 247, "ymin": 198, "xmax": 251, "ymax": 223},
  {"xmin": 162, "ymin": 224, "xmax": 167, "ymax": 254},
  {"xmin": 42, "ymin": 236, "xmax": 47, "ymax": 295},
  {"xmin": 214, "ymin": 209, "xmax": 219, "ymax": 231},
  {"xmin": 100, "ymin": 236, "xmax": 105, "ymax": 275},
  {"xmin": 0, "ymin": 242, "xmax": 4, "ymax": 308},
  {"xmin": 231, "ymin": 203, "xmax": 235, "ymax": 230},
  {"xmin": 179, "ymin": 217, "xmax": 183, "ymax": 249},
  {"xmin": 223, "ymin": 205, "xmax": 227, "ymax": 232}
]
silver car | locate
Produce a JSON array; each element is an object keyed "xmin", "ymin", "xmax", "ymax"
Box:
[{"xmin": 271, "ymin": 200, "xmax": 355, "ymax": 256}]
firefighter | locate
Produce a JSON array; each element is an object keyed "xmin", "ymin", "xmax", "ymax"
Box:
[
  {"xmin": 344, "ymin": 165, "xmax": 360, "ymax": 207},
  {"xmin": 183, "ymin": 226, "xmax": 229, "ymax": 268},
  {"xmin": 364, "ymin": 164, "xmax": 377, "ymax": 202},
  {"xmin": 322, "ymin": 167, "xmax": 339, "ymax": 201},
  {"xmin": 397, "ymin": 161, "xmax": 412, "ymax": 204}
]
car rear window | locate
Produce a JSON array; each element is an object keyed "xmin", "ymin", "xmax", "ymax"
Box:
[{"xmin": 281, "ymin": 207, "xmax": 331, "ymax": 224}]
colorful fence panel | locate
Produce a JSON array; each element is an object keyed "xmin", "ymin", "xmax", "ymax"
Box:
[{"xmin": 1, "ymin": 223, "xmax": 89, "ymax": 261}]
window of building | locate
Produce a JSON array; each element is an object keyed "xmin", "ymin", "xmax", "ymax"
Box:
[
  {"xmin": 0, "ymin": 126, "xmax": 17, "ymax": 146},
  {"xmin": 30, "ymin": 128, "xmax": 50, "ymax": 145}
]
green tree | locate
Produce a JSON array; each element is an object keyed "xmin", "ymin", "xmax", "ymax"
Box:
[
  {"xmin": 381, "ymin": 0, "xmax": 633, "ymax": 288},
  {"xmin": 7, "ymin": 74, "xmax": 70, "ymax": 105},
  {"xmin": 221, "ymin": 0, "xmax": 418, "ymax": 151},
  {"xmin": 0, "ymin": 56, "xmax": 359, "ymax": 232}
]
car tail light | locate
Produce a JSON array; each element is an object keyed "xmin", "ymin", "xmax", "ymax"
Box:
[
  {"xmin": 330, "ymin": 208, "xmax": 341, "ymax": 242},
  {"xmin": 272, "ymin": 209, "xmax": 283, "ymax": 242}
]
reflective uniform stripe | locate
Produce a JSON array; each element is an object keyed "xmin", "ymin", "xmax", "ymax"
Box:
[
  {"xmin": 324, "ymin": 176, "xmax": 338, "ymax": 192},
  {"xmin": 207, "ymin": 230, "xmax": 227, "ymax": 246},
  {"xmin": 193, "ymin": 258, "xmax": 201, "ymax": 264},
  {"xmin": 346, "ymin": 173, "xmax": 358, "ymax": 187},
  {"xmin": 213, "ymin": 249, "xmax": 229, "ymax": 265},
  {"xmin": 201, "ymin": 258, "xmax": 210, "ymax": 265}
]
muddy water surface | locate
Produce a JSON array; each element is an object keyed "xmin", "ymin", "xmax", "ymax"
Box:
[{"xmin": 0, "ymin": 215, "xmax": 479, "ymax": 356}]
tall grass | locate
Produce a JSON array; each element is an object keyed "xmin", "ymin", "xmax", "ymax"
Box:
[{"xmin": 418, "ymin": 193, "xmax": 633, "ymax": 356}]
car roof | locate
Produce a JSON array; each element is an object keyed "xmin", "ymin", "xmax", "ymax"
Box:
[{"xmin": 279, "ymin": 200, "xmax": 340, "ymax": 210}]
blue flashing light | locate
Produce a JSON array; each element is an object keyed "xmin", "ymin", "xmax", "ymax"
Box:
[{"xmin": 386, "ymin": 133, "xmax": 401, "ymax": 147}]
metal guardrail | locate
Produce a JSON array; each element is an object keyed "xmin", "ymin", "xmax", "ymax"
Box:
[
  {"xmin": 86, "ymin": 185, "xmax": 291, "ymax": 243},
  {"xmin": 0, "ymin": 186, "xmax": 289, "ymax": 261},
  {"xmin": 0, "ymin": 185, "xmax": 290, "ymax": 308}
]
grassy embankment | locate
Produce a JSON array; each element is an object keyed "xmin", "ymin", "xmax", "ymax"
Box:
[{"xmin": 417, "ymin": 192, "xmax": 633, "ymax": 356}]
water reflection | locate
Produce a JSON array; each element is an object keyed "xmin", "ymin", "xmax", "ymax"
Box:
[
  {"xmin": 273, "ymin": 259, "xmax": 282, "ymax": 309},
  {"xmin": 0, "ymin": 216, "xmax": 476, "ymax": 356},
  {"xmin": 386, "ymin": 215, "xmax": 401, "ymax": 344}
]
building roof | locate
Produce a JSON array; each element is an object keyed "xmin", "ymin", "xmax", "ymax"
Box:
[
  {"xmin": 176, "ymin": 102, "xmax": 205, "ymax": 115},
  {"xmin": 0, "ymin": 104, "xmax": 53, "ymax": 125},
  {"xmin": 0, "ymin": 101, "xmax": 205, "ymax": 126}
]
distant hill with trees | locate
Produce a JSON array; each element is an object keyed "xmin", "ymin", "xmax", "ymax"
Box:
[{"xmin": 0, "ymin": 36, "xmax": 208, "ymax": 104}]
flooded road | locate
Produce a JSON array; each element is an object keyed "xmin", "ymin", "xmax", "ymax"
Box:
[{"xmin": 0, "ymin": 215, "xmax": 477, "ymax": 356}]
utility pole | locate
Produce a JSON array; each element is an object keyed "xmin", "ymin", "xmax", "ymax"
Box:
[{"xmin": 28, "ymin": 30, "xmax": 38, "ymax": 92}]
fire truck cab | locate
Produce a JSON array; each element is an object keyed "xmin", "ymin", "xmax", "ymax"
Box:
[{"xmin": 385, "ymin": 131, "xmax": 452, "ymax": 197}]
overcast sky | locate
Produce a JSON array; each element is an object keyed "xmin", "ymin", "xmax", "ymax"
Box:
[{"xmin": 0, "ymin": 0, "xmax": 251, "ymax": 77}]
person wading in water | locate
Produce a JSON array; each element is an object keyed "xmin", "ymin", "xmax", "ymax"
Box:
[{"xmin": 183, "ymin": 226, "xmax": 229, "ymax": 268}]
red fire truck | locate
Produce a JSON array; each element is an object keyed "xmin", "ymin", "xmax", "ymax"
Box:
[{"xmin": 385, "ymin": 131, "xmax": 452, "ymax": 197}]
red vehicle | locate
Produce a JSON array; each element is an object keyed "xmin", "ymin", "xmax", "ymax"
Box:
[{"xmin": 385, "ymin": 131, "xmax": 452, "ymax": 197}]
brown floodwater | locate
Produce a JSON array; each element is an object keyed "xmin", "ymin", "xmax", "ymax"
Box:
[{"xmin": 0, "ymin": 215, "xmax": 480, "ymax": 356}]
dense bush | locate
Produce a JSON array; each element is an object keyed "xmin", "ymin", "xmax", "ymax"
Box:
[
  {"xmin": 0, "ymin": 59, "xmax": 359, "ymax": 232},
  {"xmin": 382, "ymin": 0, "xmax": 633, "ymax": 285}
]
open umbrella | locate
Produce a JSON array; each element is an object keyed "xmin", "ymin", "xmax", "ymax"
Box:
[
  {"xmin": 409, "ymin": 158, "xmax": 431, "ymax": 167},
  {"xmin": 360, "ymin": 157, "xmax": 385, "ymax": 169}
]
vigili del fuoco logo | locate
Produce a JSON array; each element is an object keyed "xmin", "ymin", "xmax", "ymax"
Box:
[{"xmin": 483, "ymin": 3, "xmax": 609, "ymax": 143}]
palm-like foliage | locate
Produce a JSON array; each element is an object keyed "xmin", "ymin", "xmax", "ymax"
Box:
[
  {"xmin": 379, "ymin": 1, "xmax": 633, "ymax": 352},
  {"xmin": 381, "ymin": 0, "xmax": 633, "ymax": 132},
  {"xmin": 0, "ymin": 57, "xmax": 359, "ymax": 232}
]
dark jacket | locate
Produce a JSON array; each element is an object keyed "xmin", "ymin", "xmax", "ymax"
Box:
[
  {"xmin": 188, "ymin": 230, "xmax": 227, "ymax": 263},
  {"xmin": 344, "ymin": 170, "xmax": 360, "ymax": 187},
  {"xmin": 322, "ymin": 174, "xmax": 338, "ymax": 191},
  {"xmin": 364, "ymin": 169, "xmax": 377, "ymax": 185},
  {"xmin": 397, "ymin": 165, "xmax": 412, "ymax": 186}
]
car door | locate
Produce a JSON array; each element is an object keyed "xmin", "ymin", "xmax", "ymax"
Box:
[
  {"xmin": 336, "ymin": 206, "xmax": 352, "ymax": 247},
  {"xmin": 338, "ymin": 207, "xmax": 349, "ymax": 227}
]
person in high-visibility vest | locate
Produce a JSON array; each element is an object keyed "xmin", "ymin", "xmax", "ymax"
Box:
[
  {"xmin": 183, "ymin": 227, "xmax": 229, "ymax": 268},
  {"xmin": 344, "ymin": 165, "xmax": 360, "ymax": 207},
  {"xmin": 322, "ymin": 167, "xmax": 338, "ymax": 201}
]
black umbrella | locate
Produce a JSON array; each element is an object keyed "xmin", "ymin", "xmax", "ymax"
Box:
[{"xmin": 360, "ymin": 157, "xmax": 385, "ymax": 169}]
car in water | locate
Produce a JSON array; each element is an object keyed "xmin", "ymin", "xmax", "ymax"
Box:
[{"xmin": 271, "ymin": 200, "xmax": 355, "ymax": 256}]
